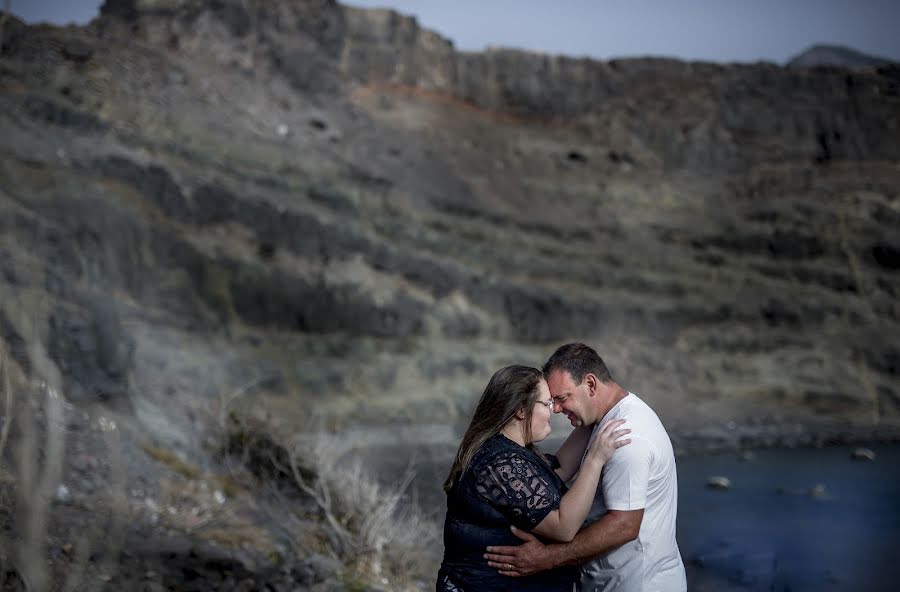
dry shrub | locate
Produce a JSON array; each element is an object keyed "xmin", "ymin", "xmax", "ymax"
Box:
[
  {"xmin": 293, "ymin": 430, "xmax": 439, "ymax": 585},
  {"xmin": 225, "ymin": 413, "xmax": 440, "ymax": 589}
]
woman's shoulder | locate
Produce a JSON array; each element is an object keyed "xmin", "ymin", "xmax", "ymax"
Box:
[
  {"xmin": 473, "ymin": 434, "xmax": 552, "ymax": 471},
  {"xmin": 473, "ymin": 433, "xmax": 514, "ymax": 459},
  {"xmin": 469, "ymin": 434, "xmax": 520, "ymax": 467}
]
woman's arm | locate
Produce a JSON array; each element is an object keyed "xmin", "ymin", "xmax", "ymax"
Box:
[
  {"xmin": 553, "ymin": 425, "xmax": 593, "ymax": 482},
  {"xmin": 531, "ymin": 420, "xmax": 630, "ymax": 542}
]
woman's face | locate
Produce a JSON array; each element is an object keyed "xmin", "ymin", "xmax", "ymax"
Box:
[{"xmin": 527, "ymin": 379, "xmax": 554, "ymax": 443}]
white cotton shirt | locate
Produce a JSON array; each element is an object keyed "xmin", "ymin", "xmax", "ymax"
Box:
[{"xmin": 578, "ymin": 393, "xmax": 686, "ymax": 592}]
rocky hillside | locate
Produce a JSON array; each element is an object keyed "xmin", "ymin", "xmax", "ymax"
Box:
[
  {"xmin": 2, "ymin": 0, "xmax": 898, "ymax": 431},
  {"xmin": 2, "ymin": 0, "xmax": 899, "ymax": 588}
]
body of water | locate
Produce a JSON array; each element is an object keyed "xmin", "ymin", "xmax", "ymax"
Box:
[{"xmin": 676, "ymin": 444, "xmax": 900, "ymax": 591}]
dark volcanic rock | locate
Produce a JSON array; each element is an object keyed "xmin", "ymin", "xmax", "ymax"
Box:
[
  {"xmin": 94, "ymin": 157, "xmax": 192, "ymax": 220},
  {"xmin": 228, "ymin": 265, "xmax": 426, "ymax": 337},
  {"xmin": 48, "ymin": 299, "xmax": 134, "ymax": 402},
  {"xmin": 0, "ymin": 13, "xmax": 27, "ymax": 54},
  {"xmin": 22, "ymin": 93, "xmax": 105, "ymax": 131},
  {"xmin": 870, "ymin": 243, "xmax": 900, "ymax": 271},
  {"xmin": 100, "ymin": 0, "xmax": 141, "ymax": 21},
  {"xmin": 209, "ymin": 0, "xmax": 253, "ymax": 38},
  {"xmin": 270, "ymin": 43, "xmax": 343, "ymax": 95},
  {"xmin": 61, "ymin": 39, "xmax": 95, "ymax": 63},
  {"xmin": 865, "ymin": 345, "xmax": 900, "ymax": 377}
]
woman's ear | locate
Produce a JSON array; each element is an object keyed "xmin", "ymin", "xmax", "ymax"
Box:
[{"xmin": 515, "ymin": 407, "xmax": 526, "ymax": 420}]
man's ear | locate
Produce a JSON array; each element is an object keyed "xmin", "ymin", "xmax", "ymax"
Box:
[{"xmin": 585, "ymin": 373, "xmax": 597, "ymax": 396}]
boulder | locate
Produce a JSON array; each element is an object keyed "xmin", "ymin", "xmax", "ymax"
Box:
[
  {"xmin": 705, "ymin": 476, "xmax": 732, "ymax": 490},
  {"xmin": 850, "ymin": 448, "xmax": 876, "ymax": 461}
]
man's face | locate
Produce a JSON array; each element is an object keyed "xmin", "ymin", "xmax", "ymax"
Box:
[{"xmin": 546, "ymin": 370, "xmax": 593, "ymax": 427}]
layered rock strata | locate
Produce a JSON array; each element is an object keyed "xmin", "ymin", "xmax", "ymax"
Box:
[{"xmin": 0, "ymin": 0, "xmax": 898, "ymax": 444}]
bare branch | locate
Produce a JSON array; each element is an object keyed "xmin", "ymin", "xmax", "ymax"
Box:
[
  {"xmin": 15, "ymin": 383, "xmax": 66, "ymax": 592},
  {"xmin": 285, "ymin": 448, "xmax": 354, "ymax": 553}
]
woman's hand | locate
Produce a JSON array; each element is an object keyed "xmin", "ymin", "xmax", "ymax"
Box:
[
  {"xmin": 530, "ymin": 418, "xmax": 632, "ymax": 542},
  {"xmin": 584, "ymin": 419, "xmax": 630, "ymax": 465}
]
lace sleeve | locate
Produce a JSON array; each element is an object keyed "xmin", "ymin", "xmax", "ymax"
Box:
[{"xmin": 474, "ymin": 449, "xmax": 561, "ymax": 530}]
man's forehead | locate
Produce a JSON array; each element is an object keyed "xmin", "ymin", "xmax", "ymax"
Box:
[{"xmin": 546, "ymin": 370, "xmax": 577, "ymax": 392}]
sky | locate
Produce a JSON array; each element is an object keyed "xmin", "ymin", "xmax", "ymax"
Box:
[{"xmin": 11, "ymin": 0, "xmax": 900, "ymax": 65}]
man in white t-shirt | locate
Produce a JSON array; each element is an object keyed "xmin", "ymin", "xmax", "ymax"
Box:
[{"xmin": 485, "ymin": 343, "xmax": 686, "ymax": 592}]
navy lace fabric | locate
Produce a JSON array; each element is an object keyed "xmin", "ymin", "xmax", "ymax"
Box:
[{"xmin": 436, "ymin": 434, "xmax": 577, "ymax": 591}]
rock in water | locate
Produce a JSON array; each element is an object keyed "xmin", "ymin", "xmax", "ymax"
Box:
[
  {"xmin": 705, "ymin": 476, "xmax": 732, "ymax": 490},
  {"xmin": 808, "ymin": 483, "xmax": 829, "ymax": 499},
  {"xmin": 851, "ymin": 447, "xmax": 876, "ymax": 461}
]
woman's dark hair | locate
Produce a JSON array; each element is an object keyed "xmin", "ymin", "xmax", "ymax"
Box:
[{"xmin": 442, "ymin": 365, "xmax": 544, "ymax": 493}]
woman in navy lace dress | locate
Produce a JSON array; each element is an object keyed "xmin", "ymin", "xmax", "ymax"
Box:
[{"xmin": 437, "ymin": 365, "xmax": 630, "ymax": 591}]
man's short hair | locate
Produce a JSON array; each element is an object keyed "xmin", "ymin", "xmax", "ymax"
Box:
[{"xmin": 543, "ymin": 342, "xmax": 612, "ymax": 384}]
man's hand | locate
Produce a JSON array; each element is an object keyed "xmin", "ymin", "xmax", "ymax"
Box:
[{"xmin": 484, "ymin": 526, "xmax": 557, "ymax": 577}]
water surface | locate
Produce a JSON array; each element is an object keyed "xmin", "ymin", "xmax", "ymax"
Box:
[{"xmin": 676, "ymin": 444, "xmax": 900, "ymax": 591}]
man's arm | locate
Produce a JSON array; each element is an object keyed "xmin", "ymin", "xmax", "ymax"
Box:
[
  {"xmin": 553, "ymin": 425, "xmax": 593, "ymax": 482},
  {"xmin": 484, "ymin": 509, "xmax": 644, "ymax": 576},
  {"xmin": 552, "ymin": 509, "xmax": 643, "ymax": 566}
]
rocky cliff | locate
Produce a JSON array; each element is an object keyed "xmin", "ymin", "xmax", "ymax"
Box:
[
  {"xmin": 2, "ymin": 0, "xmax": 900, "ymax": 588},
  {"xmin": 3, "ymin": 0, "xmax": 898, "ymax": 430}
]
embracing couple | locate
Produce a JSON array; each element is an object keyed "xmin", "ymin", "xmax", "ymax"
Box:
[{"xmin": 436, "ymin": 343, "xmax": 686, "ymax": 592}]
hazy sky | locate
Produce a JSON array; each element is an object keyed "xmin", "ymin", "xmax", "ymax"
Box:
[{"xmin": 12, "ymin": 0, "xmax": 900, "ymax": 64}]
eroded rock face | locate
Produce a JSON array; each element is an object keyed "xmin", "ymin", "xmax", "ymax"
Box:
[
  {"xmin": 0, "ymin": 0, "xmax": 898, "ymax": 442},
  {"xmin": 48, "ymin": 299, "xmax": 134, "ymax": 403}
]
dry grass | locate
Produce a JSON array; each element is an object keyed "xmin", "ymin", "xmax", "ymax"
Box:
[{"xmin": 140, "ymin": 443, "xmax": 202, "ymax": 479}]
